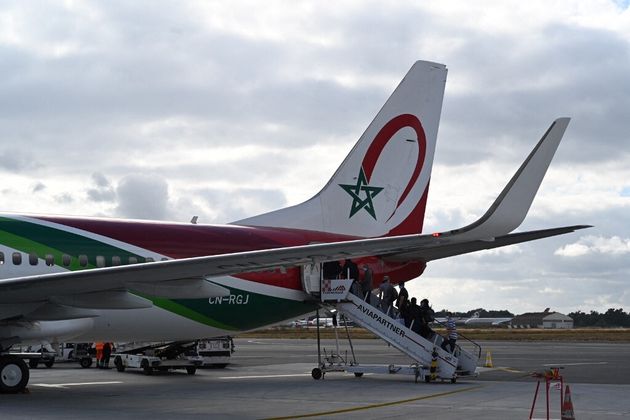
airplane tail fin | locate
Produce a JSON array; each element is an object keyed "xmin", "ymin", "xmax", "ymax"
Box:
[{"xmin": 234, "ymin": 61, "xmax": 448, "ymax": 238}]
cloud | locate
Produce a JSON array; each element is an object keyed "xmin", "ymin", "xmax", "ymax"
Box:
[
  {"xmin": 0, "ymin": 149, "xmax": 39, "ymax": 172},
  {"xmin": 196, "ymin": 188, "xmax": 287, "ymax": 223},
  {"xmin": 87, "ymin": 172, "xmax": 115, "ymax": 202},
  {"xmin": 31, "ymin": 182, "xmax": 45, "ymax": 193},
  {"xmin": 115, "ymin": 174, "xmax": 171, "ymax": 220},
  {"xmin": 0, "ymin": 0, "xmax": 628, "ymax": 313},
  {"xmin": 555, "ymin": 235, "xmax": 630, "ymax": 256}
]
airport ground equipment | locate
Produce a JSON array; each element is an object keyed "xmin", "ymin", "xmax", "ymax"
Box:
[
  {"xmin": 194, "ymin": 337, "xmax": 234, "ymax": 368},
  {"xmin": 529, "ymin": 366, "xmax": 566, "ymax": 420},
  {"xmin": 15, "ymin": 346, "xmax": 57, "ymax": 369},
  {"xmin": 56, "ymin": 342, "xmax": 94, "ymax": 368},
  {"xmin": 2, "ymin": 345, "xmax": 54, "ymax": 392},
  {"xmin": 112, "ymin": 341, "xmax": 203, "ymax": 375},
  {"xmin": 302, "ymin": 269, "xmax": 481, "ymax": 382}
]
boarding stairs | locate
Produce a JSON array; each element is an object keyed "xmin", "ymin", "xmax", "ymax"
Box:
[
  {"xmin": 335, "ymin": 292, "xmax": 479, "ymax": 380},
  {"xmin": 302, "ymin": 265, "xmax": 480, "ymax": 381}
]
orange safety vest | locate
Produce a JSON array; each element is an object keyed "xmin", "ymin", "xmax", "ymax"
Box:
[{"xmin": 95, "ymin": 342, "xmax": 104, "ymax": 359}]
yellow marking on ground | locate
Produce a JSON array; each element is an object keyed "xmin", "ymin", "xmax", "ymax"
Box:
[
  {"xmin": 265, "ymin": 385, "xmax": 483, "ymax": 419},
  {"xmin": 497, "ymin": 367, "xmax": 523, "ymax": 373}
]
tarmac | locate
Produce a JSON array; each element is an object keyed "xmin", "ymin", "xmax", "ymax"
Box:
[{"xmin": 2, "ymin": 338, "xmax": 629, "ymax": 419}]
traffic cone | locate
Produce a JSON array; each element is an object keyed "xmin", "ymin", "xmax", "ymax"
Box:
[
  {"xmin": 484, "ymin": 350, "xmax": 494, "ymax": 368},
  {"xmin": 561, "ymin": 385, "xmax": 575, "ymax": 420}
]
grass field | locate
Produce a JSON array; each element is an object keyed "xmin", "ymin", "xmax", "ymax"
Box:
[{"xmin": 240, "ymin": 327, "xmax": 630, "ymax": 342}]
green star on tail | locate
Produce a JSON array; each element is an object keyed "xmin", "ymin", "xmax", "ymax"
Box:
[{"xmin": 339, "ymin": 168, "xmax": 384, "ymax": 220}]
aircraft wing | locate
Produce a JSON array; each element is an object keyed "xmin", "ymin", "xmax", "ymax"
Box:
[
  {"xmin": 0, "ymin": 224, "xmax": 589, "ymax": 305},
  {"xmin": 0, "ymin": 117, "xmax": 590, "ymax": 310}
]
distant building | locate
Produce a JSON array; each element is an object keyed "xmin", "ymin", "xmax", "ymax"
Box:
[{"xmin": 510, "ymin": 308, "xmax": 574, "ymax": 329}]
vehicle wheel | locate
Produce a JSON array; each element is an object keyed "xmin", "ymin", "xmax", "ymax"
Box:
[
  {"xmin": 0, "ymin": 356, "xmax": 30, "ymax": 393},
  {"xmin": 311, "ymin": 368, "xmax": 322, "ymax": 380},
  {"xmin": 451, "ymin": 377, "xmax": 457, "ymax": 384},
  {"xmin": 114, "ymin": 357, "xmax": 125, "ymax": 372},
  {"xmin": 80, "ymin": 357, "xmax": 93, "ymax": 368},
  {"xmin": 424, "ymin": 376, "xmax": 431, "ymax": 383},
  {"xmin": 28, "ymin": 359, "xmax": 39, "ymax": 369},
  {"xmin": 141, "ymin": 359, "xmax": 153, "ymax": 376},
  {"xmin": 44, "ymin": 358, "xmax": 55, "ymax": 368},
  {"xmin": 354, "ymin": 372, "xmax": 363, "ymax": 378},
  {"xmin": 186, "ymin": 367, "xmax": 197, "ymax": 375}
]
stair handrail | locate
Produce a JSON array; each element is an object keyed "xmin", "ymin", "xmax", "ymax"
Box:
[{"xmin": 432, "ymin": 318, "xmax": 482, "ymax": 360}]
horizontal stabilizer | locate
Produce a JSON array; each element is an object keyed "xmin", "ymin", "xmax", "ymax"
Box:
[{"xmin": 384, "ymin": 225, "xmax": 592, "ymax": 262}]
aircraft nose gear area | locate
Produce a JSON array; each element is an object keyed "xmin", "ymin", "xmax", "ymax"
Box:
[{"xmin": 0, "ymin": 356, "xmax": 30, "ymax": 393}]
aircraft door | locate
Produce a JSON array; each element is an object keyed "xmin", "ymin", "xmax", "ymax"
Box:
[{"xmin": 301, "ymin": 263, "xmax": 321, "ymax": 296}]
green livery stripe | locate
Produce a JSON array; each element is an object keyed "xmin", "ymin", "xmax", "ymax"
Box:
[
  {"xmin": 0, "ymin": 217, "xmax": 145, "ymax": 267},
  {"xmin": 150, "ymin": 297, "xmax": 237, "ymax": 330},
  {"xmin": 0, "ymin": 228, "xmax": 93, "ymax": 269},
  {"xmin": 150, "ymin": 286, "xmax": 318, "ymax": 331}
]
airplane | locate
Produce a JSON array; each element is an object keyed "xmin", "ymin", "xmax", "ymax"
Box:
[{"xmin": 0, "ymin": 60, "xmax": 588, "ymax": 393}]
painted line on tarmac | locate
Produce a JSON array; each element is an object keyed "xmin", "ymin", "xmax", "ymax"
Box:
[
  {"xmin": 217, "ymin": 374, "xmax": 308, "ymax": 379},
  {"xmin": 476, "ymin": 366, "xmax": 523, "ymax": 374},
  {"xmin": 32, "ymin": 381, "xmax": 123, "ymax": 389},
  {"xmin": 543, "ymin": 361, "xmax": 608, "ymax": 367},
  {"xmin": 264, "ymin": 385, "xmax": 484, "ymax": 419},
  {"xmin": 497, "ymin": 367, "xmax": 524, "ymax": 373}
]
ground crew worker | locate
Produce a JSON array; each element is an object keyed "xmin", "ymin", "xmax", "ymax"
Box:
[
  {"xmin": 102, "ymin": 342, "xmax": 112, "ymax": 369},
  {"xmin": 95, "ymin": 342, "xmax": 104, "ymax": 368}
]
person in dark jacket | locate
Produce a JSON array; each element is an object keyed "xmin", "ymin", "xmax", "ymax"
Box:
[
  {"xmin": 102, "ymin": 342, "xmax": 112, "ymax": 369},
  {"xmin": 322, "ymin": 261, "xmax": 342, "ymax": 279},
  {"xmin": 408, "ymin": 297, "xmax": 421, "ymax": 332},
  {"xmin": 396, "ymin": 282, "xmax": 409, "ymax": 324},
  {"xmin": 418, "ymin": 298, "xmax": 435, "ymax": 339}
]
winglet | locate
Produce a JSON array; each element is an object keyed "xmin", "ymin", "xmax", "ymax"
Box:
[{"xmin": 449, "ymin": 118, "xmax": 570, "ymax": 240}]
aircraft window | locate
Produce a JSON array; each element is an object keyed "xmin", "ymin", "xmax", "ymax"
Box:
[
  {"xmin": 145, "ymin": 257, "xmax": 154, "ymax": 263},
  {"xmin": 78, "ymin": 254, "xmax": 88, "ymax": 267},
  {"xmin": 161, "ymin": 257, "xmax": 169, "ymax": 261},
  {"xmin": 62, "ymin": 254, "xmax": 71, "ymax": 267},
  {"xmin": 12, "ymin": 252, "xmax": 22, "ymax": 265},
  {"xmin": 112, "ymin": 256, "xmax": 121, "ymax": 266},
  {"xmin": 0, "ymin": 251, "xmax": 4, "ymax": 265},
  {"xmin": 29, "ymin": 253, "xmax": 38, "ymax": 266},
  {"xmin": 45, "ymin": 254, "xmax": 55, "ymax": 266},
  {"xmin": 128, "ymin": 256, "xmax": 138, "ymax": 264},
  {"xmin": 96, "ymin": 256, "xmax": 105, "ymax": 268}
]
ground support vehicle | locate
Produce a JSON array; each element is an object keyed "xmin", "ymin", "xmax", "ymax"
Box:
[
  {"xmin": 193, "ymin": 337, "xmax": 234, "ymax": 368},
  {"xmin": 113, "ymin": 341, "xmax": 203, "ymax": 375}
]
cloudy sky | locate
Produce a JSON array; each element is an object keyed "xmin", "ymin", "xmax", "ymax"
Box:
[{"xmin": 0, "ymin": 0, "xmax": 628, "ymax": 314}]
